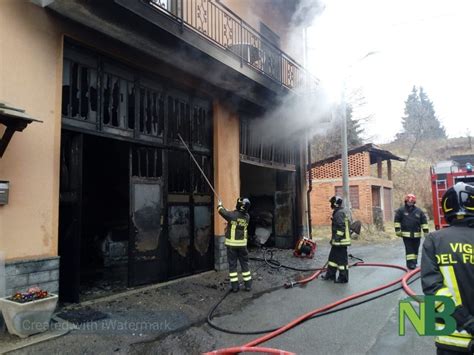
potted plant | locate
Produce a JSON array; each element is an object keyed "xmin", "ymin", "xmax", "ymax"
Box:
[{"xmin": 0, "ymin": 287, "xmax": 58, "ymax": 338}]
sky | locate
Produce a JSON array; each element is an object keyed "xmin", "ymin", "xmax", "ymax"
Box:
[{"xmin": 306, "ymin": 0, "xmax": 474, "ymax": 143}]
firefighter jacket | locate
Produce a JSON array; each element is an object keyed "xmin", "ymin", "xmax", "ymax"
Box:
[
  {"xmin": 421, "ymin": 219, "xmax": 474, "ymax": 352},
  {"xmin": 331, "ymin": 207, "xmax": 351, "ymax": 246},
  {"xmin": 218, "ymin": 205, "xmax": 250, "ymax": 247},
  {"xmin": 394, "ymin": 205, "xmax": 429, "ymax": 238}
]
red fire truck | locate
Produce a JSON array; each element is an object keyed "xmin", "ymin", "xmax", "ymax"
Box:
[{"xmin": 431, "ymin": 154, "xmax": 474, "ymax": 229}]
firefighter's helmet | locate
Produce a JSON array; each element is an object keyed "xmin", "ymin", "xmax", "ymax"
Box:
[
  {"xmin": 405, "ymin": 194, "xmax": 416, "ymax": 205},
  {"xmin": 236, "ymin": 197, "xmax": 251, "ymax": 213},
  {"xmin": 441, "ymin": 182, "xmax": 474, "ymax": 223},
  {"xmin": 329, "ymin": 195, "xmax": 343, "ymax": 209}
]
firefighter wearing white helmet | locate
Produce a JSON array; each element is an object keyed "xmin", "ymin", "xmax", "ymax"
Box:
[
  {"xmin": 217, "ymin": 197, "xmax": 252, "ymax": 292},
  {"xmin": 394, "ymin": 193, "xmax": 429, "ymax": 269},
  {"xmin": 421, "ymin": 182, "xmax": 474, "ymax": 354},
  {"xmin": 321, "ymin": 195, "xmax": 351, "ymax": 283}
]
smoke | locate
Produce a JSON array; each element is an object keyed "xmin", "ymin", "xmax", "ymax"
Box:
[
  {"xmin": 251, "ymin": 85, "xmax": 337, "ymax": 145},
  {"xmin": 249, "ymin": 0, "xmax": 343, "ymax": 146}
]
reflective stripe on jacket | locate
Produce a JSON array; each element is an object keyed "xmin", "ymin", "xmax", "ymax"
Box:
[
  {"xmin": 331, "ymin": 208, "xmax": 351, "ymax": 246},
  {"xmin": 218, "ymin": 205, "xmax": 249, "ymax": 247},
  {"xmin": 394, "ymin": 205, "xmax": 429, "ymax": 238},
  {"xmin": 421, "ymin": 220, "xmax": 474, "ymax": 352}
]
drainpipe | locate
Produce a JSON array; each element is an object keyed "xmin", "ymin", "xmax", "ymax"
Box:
[{"xmin": 306, "ymin": 136, "xmax": 313, "ymax": 238}]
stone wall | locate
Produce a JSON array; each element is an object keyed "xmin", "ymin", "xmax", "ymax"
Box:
[
  {"xmin": 4, "ymin": 256, "xmax": 60, "ymax": 297},
  {"xmin": 214, "ymin": 236, "xmax": 228, "ymax": 271}
]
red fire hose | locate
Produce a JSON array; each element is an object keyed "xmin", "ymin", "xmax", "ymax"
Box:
[
  {"xmin": 204, "ymin": 346, "xmax": 295, "ymax": 355},
  {"xmin": 402, "ymin": 266, "xmax": 421, "ymax": 297},
  {"xmin": 204, "ymin": 262, "xmax": 410, "ymax": 354}
]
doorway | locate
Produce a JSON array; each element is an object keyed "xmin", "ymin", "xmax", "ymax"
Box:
[
  {"xmin": 80, "ymin": 134, "xmax": 130, "ymax": 297},
  {"xmin": 240, "ymin": 163, "xmax": 296, "ymax": 248}
]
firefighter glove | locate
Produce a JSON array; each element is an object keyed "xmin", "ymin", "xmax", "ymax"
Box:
[
  {"xmin": 463, "ymin": 317, "xmax": 474, "ymax": 335},
  {"xmin": 452, "ymin": 305, "xmax": 474, "ymax": 333}
]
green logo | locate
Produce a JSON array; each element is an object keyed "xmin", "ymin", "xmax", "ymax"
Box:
[{"xmin": 399, "ymin": 296, "xmax": 457, "ymax": 336}]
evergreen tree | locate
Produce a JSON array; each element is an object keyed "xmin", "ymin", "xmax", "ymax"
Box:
[{"xmin": 397, "ymin": 86, "xmax": 446, "ymax": 140}]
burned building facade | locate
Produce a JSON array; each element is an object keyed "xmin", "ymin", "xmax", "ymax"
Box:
[{"xmin": 0, "ymin": 0, "xmax": 315, "ymax": 302}]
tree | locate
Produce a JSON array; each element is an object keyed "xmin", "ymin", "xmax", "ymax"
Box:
[
  {"xmin": 396, "ymin": 86, "xmax": 446, "ymax": 164},
  {"xmin": 311, "ymin": 104, "xmax": 364, "ymax": 162}
]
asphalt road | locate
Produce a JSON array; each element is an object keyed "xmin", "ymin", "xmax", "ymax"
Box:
[
  {"xmin": 3, "ymin": 241, "xmax": 437, "ymax": 354},
  {"xmin": 200, "ymin": 242, "xmax": 435, "ymax": 355}
]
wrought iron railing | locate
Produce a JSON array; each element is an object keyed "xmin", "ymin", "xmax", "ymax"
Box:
[{"xmin": 148, "ymin": 0, "xmax": 317, "ymax": 90}]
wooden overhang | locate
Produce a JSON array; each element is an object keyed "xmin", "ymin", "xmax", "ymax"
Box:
[
  {"xmin": 309, "ymin": 143, "xmax": 405, "ymax": 169},
  {"xmin": 0, "ymin": 102, "xmax": 42, "ymax": 158}
]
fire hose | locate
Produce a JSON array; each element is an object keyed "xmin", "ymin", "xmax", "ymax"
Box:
[{"xmin": 205, "ymin": 263, "xmax": 421, "ymax": 355}]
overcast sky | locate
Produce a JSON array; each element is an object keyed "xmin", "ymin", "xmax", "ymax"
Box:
[{"xmin": 306, "ymin": 0, "xmax": 474, "ymax": 143}]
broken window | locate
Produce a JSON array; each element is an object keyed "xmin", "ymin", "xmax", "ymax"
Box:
[
  {"xmin": 168, "ymin": 96, "xmax": 190, "ymax": 142},
  {"xmin": 62, "ymin": 59, "xmax": 98, "ymax": 121},
  {"xmin": 191, "ymin": 105, "xmax": 211, "ymax": 148},
  {"xmin": 139, "ymin": 87, "xmax": 164, "ymax": 137},
  {"xmin": 102, "ymin": 72, "xmax": 135, "ymax": 130},
  {"xmin": 240, "ymin": 117, "xmax": 296, "ymax": 166},
  {"xmin": 168, "ymin": 150, "xmax": 190, "ymax": 193},
  {"xmin": 192, "ymin": 154, "xmax": 212, "ymax": 194},
  {"xmin": 131, "ymin": 146, "xmax": 163, "ymax": 178}
]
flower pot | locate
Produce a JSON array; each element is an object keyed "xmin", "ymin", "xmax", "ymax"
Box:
[{"xmin": 0, "ymin": 294, "xmax": 58, "ymax": 338}]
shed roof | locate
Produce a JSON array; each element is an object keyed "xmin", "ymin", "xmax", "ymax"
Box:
[{"xmin": 310, "ymin": 143, "xmax": 405, "ymax": 169}]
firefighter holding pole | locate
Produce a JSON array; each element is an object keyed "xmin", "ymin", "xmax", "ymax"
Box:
[
  {"xmin": 177, "ymin": 134, "xmax": 252, "ymax": 292},
  {"xmin": 217, "ymin": 198, "xmax": 252, "ymax": 292}
]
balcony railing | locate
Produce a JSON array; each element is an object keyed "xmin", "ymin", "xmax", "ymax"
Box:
[{"xmin": 148, "ymin": 0, "xmax": 317, "ymax": 90}]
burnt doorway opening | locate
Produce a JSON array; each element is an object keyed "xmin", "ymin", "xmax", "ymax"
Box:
[
  {"xmin": 240, "ymin": 163, "xmax": 296, "ymax": 248},
  {"xmin": 81, "ymin": 134, "xmax": 130, "ymax": 297}
]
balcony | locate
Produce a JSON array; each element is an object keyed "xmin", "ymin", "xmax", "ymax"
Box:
[{"xmin": 145, "ymin": 0, "xmax": 316, "ymax": 91}]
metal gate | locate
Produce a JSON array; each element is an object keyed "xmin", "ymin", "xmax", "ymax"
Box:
[{"xmin": 129, "ymin": 146, "xmax": 166, "ymax": 286}]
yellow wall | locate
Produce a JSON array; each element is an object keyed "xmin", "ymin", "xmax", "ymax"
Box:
[
  {"xmin": 0, "ymin": 1, "xmax": 63, "ymax": 260},
  {"xmin": 0, "ymin": 1, "xmax": 246, "ymax": 259},
  {"xmin": 213, "ymin": 101, "xmax": 240, "ymax": 235}
]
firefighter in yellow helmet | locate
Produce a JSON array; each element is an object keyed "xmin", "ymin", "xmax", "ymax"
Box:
[
  {"xmin": 421, "ymin": 182, "xmax": 474, "ymax": 354},
  {"xmin": 217, "ymin": 198, "xmax": 252, "ymax": 292},
  {"xmin": 321, "ymin": 195, "xmax": 351, "ymax": 283},
  {"xmin": 394, "ymin": 193, "xmax": 429, "ymax": 269}
]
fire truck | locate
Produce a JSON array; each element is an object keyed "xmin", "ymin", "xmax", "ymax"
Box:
[{"xmin": 431, "ymin": 154, "xmax": 474, "ymax": 229}]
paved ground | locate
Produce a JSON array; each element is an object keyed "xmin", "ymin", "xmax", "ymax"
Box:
[{"xmin": 1, "ymin": 238, "xmax": 436, "ymax": 355}]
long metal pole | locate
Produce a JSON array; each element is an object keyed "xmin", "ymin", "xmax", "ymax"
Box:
[
  {"xmin": 177, "ymin": 133, "xmax": 222, "ymax": 202},
  {"xmin": 341, "ymin": 93, "xmax": 351, "ymax": 216}
]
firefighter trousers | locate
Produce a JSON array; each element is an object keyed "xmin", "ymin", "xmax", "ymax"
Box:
[
  {"xmin": 402, "ymin": 237, "xmax": 421, "ymax": 269},
  {"xmin": 226, "ymin": 246, "xmax": 252, "ymax": 287},
  {"xmin": 325, "ymin": 246, "xmax": 348, "ymax": 282}
]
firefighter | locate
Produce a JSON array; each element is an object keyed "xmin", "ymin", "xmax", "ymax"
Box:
[
  {"xmin": 217, "ymin": 197, "xmax": 252, "ymax": 292},
  {"xmin": 421, "ymin": 182, "xmax": 474, "ymax": 354},
  {"xmin": 321, "ymin": 195, "xmax": 351, "ymax": 283},
  {"xmin": 394, "ymin": 194, "xmax": 429, "ymax": 269}
]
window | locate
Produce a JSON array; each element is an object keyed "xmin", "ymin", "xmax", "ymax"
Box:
[{"xmin": 335, "ymin": 186, "xmax": 360, "ymax": 209}]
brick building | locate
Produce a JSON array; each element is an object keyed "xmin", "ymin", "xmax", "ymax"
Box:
[{"xmin": 309, "ymin": 144, "xmax": 404, "ymax": 226}]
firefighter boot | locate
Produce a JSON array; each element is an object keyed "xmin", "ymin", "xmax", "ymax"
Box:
[
  {"xmin": 231, "ymin": 281, "xmax": 239, "ymax": 293},
  {"xmin": 244, "ymin": 280, "xmax": 252, "ymax": 292},
  {"xmin": 335, "ymin": 269, "xmax": 349, "ymax": 284},
  {"xmin": 407, "ymin": 260, "xmax": 417, "ymax": 270},
  {"xmin": 321, "ymin": 267, "xmax": 336, "ymax": 281}
]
